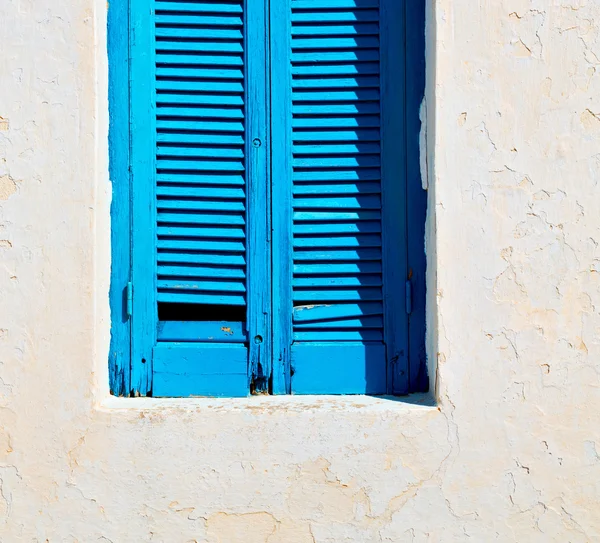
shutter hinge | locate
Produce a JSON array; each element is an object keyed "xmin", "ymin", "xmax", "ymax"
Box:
[
  {"xmin": 126, "ymin": 282, "xmax": 133, "ymax": 318},
  {"xmin": 405, "ymin": 280, "xmax": 412, "ymax": 315}
]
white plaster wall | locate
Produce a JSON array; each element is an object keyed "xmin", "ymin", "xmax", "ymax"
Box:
[{"xmin": 0, "ymin": 0, "xmax": 599, "ymax": 541}]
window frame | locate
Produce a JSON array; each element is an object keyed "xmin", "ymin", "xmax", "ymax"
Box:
[{"xmin": 108, "ymin": 0, "xmax": 427, "ymax": 397}]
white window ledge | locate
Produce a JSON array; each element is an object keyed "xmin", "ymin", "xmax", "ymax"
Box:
[{"xmin": 99, "ymin": 393, "xmax": 436, "ymax": 413}]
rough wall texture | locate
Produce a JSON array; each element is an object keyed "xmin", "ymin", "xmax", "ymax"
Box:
[{"xmin": 0, "ymin": 0, "xmax": 599, "ymax": 541}]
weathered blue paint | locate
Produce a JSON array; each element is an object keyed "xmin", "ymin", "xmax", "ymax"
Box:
[
  {"xmin": 157, "ymin": 321, "xmax": 248, "ymax": 343},
  {"xmin": 246, "ymin": 0, "xmax": 272, "ymax": 393},
  {"xmin": 406, "ymin": 0, "xmax": 429, "ymax": 393},
  {"xmin": 107, "ymin": 0, "xmax": 131, "ymax": 396},
  {"xmin": 130, "ymin": 0, "xmax": 156, "ymax": 396},
  {"xmin": 153, "ymin": 344, "xmax": 248, "ymax": 397},
  {"xmin": 270, "ymin": 0, "xmax": 293, "ymax": 395},
  {"xmin": 381, "ymin": 0, "xmax": 410, "ymax": 395},
  {"xmin": 292, "ymin": 343, "xmax": 387, "ymax": 395},
  {"xmin": 108, "ymin": 0, "xmax": 427, "ymax": 397}
]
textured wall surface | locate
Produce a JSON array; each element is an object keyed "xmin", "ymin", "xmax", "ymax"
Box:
[{"xmin": 1, "ymin": 0, "xmax": 599, "ymax": 541}]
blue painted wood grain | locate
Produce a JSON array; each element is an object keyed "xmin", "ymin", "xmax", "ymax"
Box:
[
  {"xmin": 270, "ymin": 0, "xmax": 293, "ymax": 394},
  {"xmin": 130, "ymin": 0, "xmax": 156, "ymax": 396},
  {"xmin": 157, "ymin": 321, "xmax": 248, "ymax": 343},
  {"xmin": 153, "ymin": 344, "xmax": 248, "ymax": 397},
  {"xmin": 292, "ymin": 343, "xmax": 386, "ymax": 395},
  {"xmin": 381, "ymin": 0, "xmax": 409, "ymax": 395},
  {"xmin": 107, "ymin": 0, "xmax": 131, "ymax": 396},
  {"xmin": 246, "ymin": 0, "xmax": 272, "ymax": 393},
  {"xmin": 406, "ymin": 0, "xmax": 429, "ymax": 393}
]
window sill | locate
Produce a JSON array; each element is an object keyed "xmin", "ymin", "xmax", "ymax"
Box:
[{"xmin": 98, "ymin": 393, "xmax": 437, "ymax": 413}]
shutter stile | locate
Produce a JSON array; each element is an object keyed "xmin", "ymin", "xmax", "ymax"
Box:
[{"xmin": 155, "ymin": 0, "xmax": 247, "ymax": 310}]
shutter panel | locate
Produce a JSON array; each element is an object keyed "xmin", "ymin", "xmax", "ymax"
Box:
[
  {"xmin": 153, "ymin": 0, "xmax": 249, "ymax": 396},
  {"xmin": 287, "ymin": 0, "xmax": 408, "ymax": 394},
  {"xmin": 131, "ymin": 0, "xmax": 270, "ymax": 397}
]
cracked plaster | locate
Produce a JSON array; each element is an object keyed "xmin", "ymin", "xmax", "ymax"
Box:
[{"xmin": 0, "ymin": 0, "xmax": 599, "ymax": 541}]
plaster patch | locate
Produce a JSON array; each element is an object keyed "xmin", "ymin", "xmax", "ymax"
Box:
[
  {"xmin": 267, "ymin": 520, "xmax": 314, "ymax": 543},
  {"xmin": 206, "ymin": 512, "xmax": 277, "ymax": 543},
  {"xmin": 584, "ymin": 441, "xmax": 600, "ymax": 464},
  {"xmin": 0, "ymin": 431, "xmax": 13, "ymax": 463},
  {"xmin": 581, "ymin": 109, "xmax": 600, "ymax": 130},
  {"xmin": 513, "ymin": 39, "xmax": 533, "ymax": 57},
  {"xmin": 0, "ymin": 176, "xmax": 19, "ymax": 201},
  {"xmin": 0, "ymin": 466, "xmax": 20, "ymax": 525},
  {"xmin": 0, "ymin": 241, "xmax": 12, "ymax": 249}
]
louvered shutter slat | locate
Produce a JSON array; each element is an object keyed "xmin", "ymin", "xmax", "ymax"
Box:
[
  {"xmin": 158, "ymin": 279, "xmax": 246, "ymax": 293},
  {"xmin": 292, "ymin": 24, "xmax": 379, "ymax": 36},
  {"xmin": 158, "ymin": 200, "xmax": 244, "ymax": 212},
  {"xmin": 292, "ymin": 0, "xmax": 379, "ymax": 7},
  {"xmin": 158, "ymin": 252, "xmax": 245, "ymax": 266},
  {"xmin": 156, "ymin": 41, "xmax": 243, "ymax": 53},
  {"xmin": 155, "ymin": 1, "xmax": 243, "ymax": 13},
  {"xmin": 156, "ymin": 27, "xmax": 243, "ymax": 40},
  {"xmin": 294, "ymin": 210, "xmax": 381, "ymax": 220},
  {"xmin": 294, "ymin": 275, "xmax": 382, "ymax": 287},
  {"xmin": 156, "ymin": 93, "xmax": 244, "ymax": 106},
  {"xmin": 293, "ymin": 249, "xmax": 381, "ymax": 261},
  {"xmin": 294, "ymin": 316, "xmax": 383, "ymax": 328},
  {"xmin": 292, "ymin": 37, "xmax": 379, "ymax": 49},
  {"xmin": 294, "ymin": 262, "xmax": 382, "ymax": 274},
  {"xmin": 155, "ymin": 15, "xmax": 243, "ymax": 26},
  {"xmin": 156, "ymin": 54, "xmax": 243, "ymax": 67},
  {"xmin": 292, "ymin": 51, "xmax": 379, "ymax": 63},
  {"xmin": 294, "ymin": 129, "xmax": 380, "ymax": 141},
  {"xmin": 157, "ymin": 211, "xmax": 244, "ymax": 225},
  {"xmin": 294, "ymin": 235, "xmax": 382, "ymax": 248},
  {"xmin": 294, "ymin": 103, "xmax": 380, "ymax": 115},
  {"xmin": 155, "ymin": 80, "xmax": 244, "ymax": 92},
  {"xmin": 292, "ymin": 10, "xmax": 379, "ymax": 22},
  {"xmin": 157, "ymin": 107, "xmax": 244, "ymax": 119},
  {"xmin": 157, "ymin": 225, "xmax": 245, "ymax": 238}
]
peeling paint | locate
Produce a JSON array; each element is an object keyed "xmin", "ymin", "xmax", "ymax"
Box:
[
  {"xmin": 419, "ymin": 98, "xmax": 429, "ymax": 190},
  {"xmin": 0, "ymin": 176, "xmax": 19, "ymax": 201},
  {"xmin": 206, "ymin": 512, "xmax": 278, "ymax": 543}
]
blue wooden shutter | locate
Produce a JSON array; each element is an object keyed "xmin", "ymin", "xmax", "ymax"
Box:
[
  {"xmin": 129, "ymin": 0, "xmax": 270, "ymax": 396},
  {"xmin": 123, "ymin": 0, "xmax": 421, "ymax": 397},
  {"xmin": 277, "ymin": 0, "xmax": 409, "ymax": 394}
]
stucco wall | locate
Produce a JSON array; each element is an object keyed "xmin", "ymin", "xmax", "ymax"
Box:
[{"xmin": 1, "ymin": 0, "xmax": 599, "ymax": 541}]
